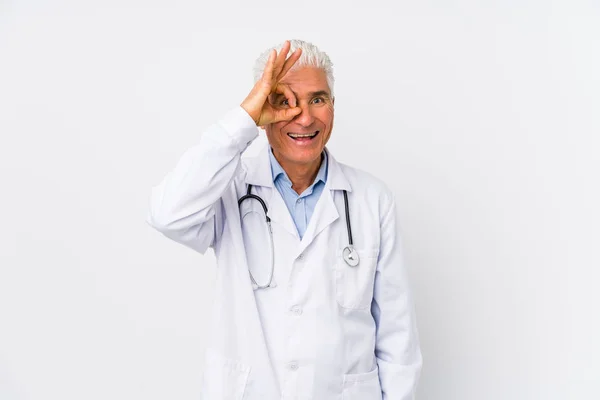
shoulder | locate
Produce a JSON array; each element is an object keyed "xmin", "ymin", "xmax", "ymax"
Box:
[
  {"xmin": 335, "ymin": 158, "xmax": 396, "ymax": 214},
  {"xmin": 339, "ymin": 162, "xmax": 391, "ymax": 194}
]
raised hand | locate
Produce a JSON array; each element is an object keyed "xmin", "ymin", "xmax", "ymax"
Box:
[{"xmin": 241, "ymin": 40, "xmax": 303, "ymax": 126}]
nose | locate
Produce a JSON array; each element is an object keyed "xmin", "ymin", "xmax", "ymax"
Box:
[{"xmin": 293, "ymin": 104, "xmax": 315, "ymax": 127}]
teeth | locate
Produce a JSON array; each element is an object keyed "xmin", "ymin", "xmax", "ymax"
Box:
[{"xmin": 289, "ymin": 131, "xmax": 318, "ymax": 138}]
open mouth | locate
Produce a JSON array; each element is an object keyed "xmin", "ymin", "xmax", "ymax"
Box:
[{"xmin": 287, "ymin": 130, "xmax": 320, "ymax": 142}]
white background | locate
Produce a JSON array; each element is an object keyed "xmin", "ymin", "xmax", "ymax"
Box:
[{"xmin": 1, "ymin": 1, "xmax": 598, "ymax": 399}]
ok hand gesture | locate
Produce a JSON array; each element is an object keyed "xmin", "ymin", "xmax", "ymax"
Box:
[{"xmin": 241, "ymin": 40, "xmax": 303, "ymax": 126}]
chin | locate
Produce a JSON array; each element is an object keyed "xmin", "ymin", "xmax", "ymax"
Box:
[{"xmin": 284, "ymin": 147, "xmax": 323, "ymax": 164}]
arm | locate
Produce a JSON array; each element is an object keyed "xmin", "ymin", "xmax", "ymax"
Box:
[
  {"xmin": 146, "ymin": 107, "xmax": 258, "ymax": 254},
  {"xmin": 372, "ymin": 193, "xmax": 423, "ymax": 399},
  {"xmin": 146, "ymin": 40, "xmax": 303, "ymax": 254}
]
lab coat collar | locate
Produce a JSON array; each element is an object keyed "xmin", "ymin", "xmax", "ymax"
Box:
[
  {"xmin": 269, "ymin": 146, "xmax": 328, "ymax": 191},
  {"xmin": 243, "ymin": 144, "xmax": 352, "ymax": 192},
  {"xmin": 243, "ymin": 143, "xmax": 351, "ymax": 251}
]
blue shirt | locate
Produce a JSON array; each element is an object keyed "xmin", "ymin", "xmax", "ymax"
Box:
[{"xmin": 268, "ymin": 147, "xmax": 328, "ymax": 240}]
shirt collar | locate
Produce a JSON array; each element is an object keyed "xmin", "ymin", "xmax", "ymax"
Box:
[{"xmin": 268, "ymin": 147, "xmax": 328, "ymax": 190}]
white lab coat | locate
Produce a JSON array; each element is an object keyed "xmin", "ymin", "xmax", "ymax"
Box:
[{"xmin": 146, "ymin": 107, "xmax": 422, "ymax": 400}]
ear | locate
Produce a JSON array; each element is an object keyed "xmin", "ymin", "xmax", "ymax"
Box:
[{"xmin": 332, "ymin": 96, "xmax": 335, "ymax": 106}]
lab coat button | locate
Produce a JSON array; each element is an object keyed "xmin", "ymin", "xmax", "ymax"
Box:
[
  {"xmin": 290, "ymin": 305, "xmax": 303, "ymax": 315},
  {"xmin": 289, "ymin": 361, "xmax": 299, "ymax": 371}
]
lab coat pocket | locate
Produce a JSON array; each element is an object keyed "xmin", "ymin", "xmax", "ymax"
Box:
[
  {"xmin": 342, "ymin": 365, "xmax": 382, "ymax": 400},
  {"xmin": 201, "ymin": 348, "xmax": 250, "ymax": 400},
  {"xmin": 335, "ymin": 248, "xmax": 379, "ymax": 310}
]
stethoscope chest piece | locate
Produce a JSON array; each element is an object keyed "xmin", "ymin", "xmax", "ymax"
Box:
[{"xmin": 343, "ymin": 245, "xmax": 360, "ymax": 267}]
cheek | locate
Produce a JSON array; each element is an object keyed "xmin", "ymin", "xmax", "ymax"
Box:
[
  {"xmin": 265, "ymin": 123, "xmax": 286, "ymax": 140},
  {"xmin": 316, "ymin": 108, "xmax": 334, "ymax": 128},
  {"xmin": 320, "ymin": 109, "xmax": 334, "ymax": 134}
]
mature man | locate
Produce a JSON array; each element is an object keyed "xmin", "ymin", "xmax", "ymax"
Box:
[{"xmin": 146, "ymin": 39, "xmax": 422, "ymax": 399}]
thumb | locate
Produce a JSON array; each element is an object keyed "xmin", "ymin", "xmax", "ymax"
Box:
[{"xmin": 272, "ymin": 107, "xmax": 301, "ymax": 124}]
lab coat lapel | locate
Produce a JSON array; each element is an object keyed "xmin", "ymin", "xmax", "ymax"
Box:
[
  {"xmin": 268, "ymin": 188, "xmax": 299, "ymax": 239},
  {"xmin": 296, "ymin": 147, "xmax": 352, "ymax": 257},
  {"xmin": 243, "ymin": 144, "xmax": 298, "ymax": 239},
  {"xmin": 243, "ymin": 145, "xmax": 352, "ymax": 250},
  {"xmin": 297, "ymin": 186, "xmax": 338, "ymax": 256}
]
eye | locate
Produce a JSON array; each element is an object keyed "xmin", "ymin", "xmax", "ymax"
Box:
[
  {"xmin": 312, "ymin": 97, "xmax": 324, "ymax": 104},
  {"xmin": 281, "ymin": 99, "xmax": 290, "ymax": 106}
]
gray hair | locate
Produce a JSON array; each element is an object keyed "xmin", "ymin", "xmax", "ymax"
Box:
[{"xmin": 252, "ymin": 39, "xmax": 335, "ymax": 97}]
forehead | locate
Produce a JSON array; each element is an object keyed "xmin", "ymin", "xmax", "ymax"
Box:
[{"xmin": 280, "ymin": 66, "xmax": 331, "ymax": 96}]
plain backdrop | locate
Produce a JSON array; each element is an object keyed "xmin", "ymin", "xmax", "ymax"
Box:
[{"xmin": 1, "ymin": 1, "xmax": 598, "ymax": 399}]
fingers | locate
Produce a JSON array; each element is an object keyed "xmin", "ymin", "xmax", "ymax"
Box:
[
  {"xmin": 274, "ymin": 83, "xmax": 296, "ymax": 108},
  {"xmin": 278, "ymin": 48, "xmax": 302, "ymax": 81},
  {"xmin": 261, "ymin": 49, "xmax": 277, "ymax": 84},
  {"xmin": 272, "ymin": 106, "xmax": 302, "ymax": 124},
  {"xmin": 261, "ymin": 40, "xmax": 300, "ymax": 86},
  {"xmin": 272, "ymin": 40, "xmax": 291, "ymax": 77},
  {"xmin": 249, "ymin": 40, "xmax": 303, "ymax": 126}
]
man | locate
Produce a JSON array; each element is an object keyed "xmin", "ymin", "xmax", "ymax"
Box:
[{"xmin": 146, "ymin": 39, "xmax": 422, "ymax": 399}]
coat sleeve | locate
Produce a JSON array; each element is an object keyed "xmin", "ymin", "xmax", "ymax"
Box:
[
  {"xmin": 372, "ymin": 192, "xmax": 423, "ymax": 399},
  {"xmin": 146, "ymin": 106, "xmax": 258, "ymax": 254}
]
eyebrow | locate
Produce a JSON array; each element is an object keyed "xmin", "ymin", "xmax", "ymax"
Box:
[
  {"xmin": 308, "ymin": 90, "xmax": 331, "ymax": 98},
  {"xmin": 273, "ymin": 90, "xmax": 331, "ymax": 100}
]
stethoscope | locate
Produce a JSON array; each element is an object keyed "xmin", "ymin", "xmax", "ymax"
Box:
[{"xmin": 238, "ymin": 184, "xmax": 359, "ymax": 290}]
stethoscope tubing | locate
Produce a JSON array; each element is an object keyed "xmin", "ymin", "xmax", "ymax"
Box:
[
  {"xmin": 342, "ymin": 190, "xmax": 354, "ymax": 246},
  {"xmin": 239, "ymin": 184, "xmax": 357, "ymax": 289}
]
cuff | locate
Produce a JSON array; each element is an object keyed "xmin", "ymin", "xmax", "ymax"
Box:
[{"xmin": 217, "ymin": 106, "xmax": 260, "ymax": 152}]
